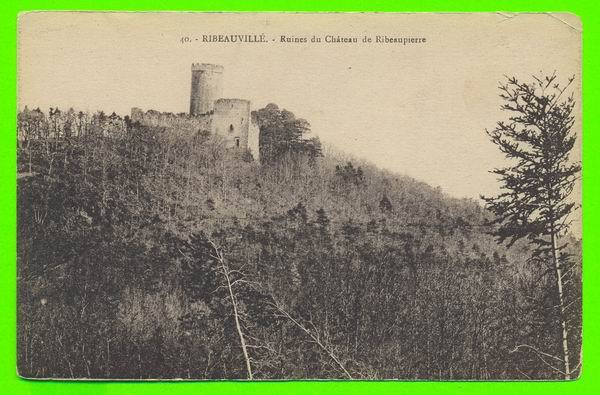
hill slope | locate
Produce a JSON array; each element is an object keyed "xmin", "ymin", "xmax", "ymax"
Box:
[{"xmin": 16, "ymin": 113, "xmax": 581, "ymax": 379}]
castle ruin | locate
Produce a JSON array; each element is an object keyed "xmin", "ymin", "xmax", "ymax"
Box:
[{"xmin": 131, "ymin": 63, "xmax": 260, "ymax": 160}]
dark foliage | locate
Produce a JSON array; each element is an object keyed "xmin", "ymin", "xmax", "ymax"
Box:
[
  {"xmin": 16, "ymin": 105, "xmax": 581, "ymax": 380},
  {"xmin": 253, "ymin": 103, "xmax": 322, "ymax": 164}
]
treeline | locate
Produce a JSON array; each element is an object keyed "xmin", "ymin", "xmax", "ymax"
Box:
[{"xmin": 17, "ymin": 106, "xmax": 581, "ymax": 379}]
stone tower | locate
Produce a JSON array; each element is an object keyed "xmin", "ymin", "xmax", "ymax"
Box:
[
  {"xmin": 189, "ymin": 63, "xmax": 224, "ymax": 116},
  {"xmin": 134, "ymin": 63, "xmax": 259, "ymax": 160}
]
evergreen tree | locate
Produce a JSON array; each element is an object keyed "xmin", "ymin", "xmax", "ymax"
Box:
[
  {"xmin": 253, "ymin": 103, "xmax": 321, "ymax": 164},
  {"xmin": 481, "ymin": 73, "xmax": 581, "ymax": 379},
  {"xmin": 379, "ymin": 195, "xmax": 393, "ymax": 213}
]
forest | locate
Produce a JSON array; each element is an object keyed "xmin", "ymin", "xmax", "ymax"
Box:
[{"xmin": 17, "ymin": 91, "xmax": 581, "ymax": 379}]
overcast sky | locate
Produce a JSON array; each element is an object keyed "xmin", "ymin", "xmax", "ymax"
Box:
[{"xmin": 18, "ymin": 12, "xmax": 582, "ymax": 230}]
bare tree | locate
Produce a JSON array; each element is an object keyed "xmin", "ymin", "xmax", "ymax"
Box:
[
  {"xmin": 268, "ymin": 299, "xmax": 353, "ymax": 379},
  {"xmin": 206, "ymin": 239, "xmax": 254, "ymax": 380}
]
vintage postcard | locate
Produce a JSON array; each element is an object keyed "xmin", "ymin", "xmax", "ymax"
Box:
[{"xmin": 17, "ymin": 12, "xmax": 582, "ymax": 380}]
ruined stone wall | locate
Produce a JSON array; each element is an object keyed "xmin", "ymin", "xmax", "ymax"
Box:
[
  {"xmin": 131, "ymin": 107, "xmax": 211, "ymax": 134},
  {"xmin": 248, "ymin": 113, "xmax": 260, "ymax": 161}
]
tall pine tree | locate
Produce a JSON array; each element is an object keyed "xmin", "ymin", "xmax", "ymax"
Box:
[{"xmin": 482, "ymin": 73, "xmax": 581, "ymax": 379}]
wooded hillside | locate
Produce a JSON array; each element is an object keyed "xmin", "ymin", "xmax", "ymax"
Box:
[{"xmin": 17, "ymin": 106, "xmax": 581, "ymax": 379}]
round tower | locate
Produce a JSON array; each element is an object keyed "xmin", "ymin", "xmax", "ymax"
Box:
[{"xmin": 189, "ymin": 63, "xmax": 224, "ymax": 116}]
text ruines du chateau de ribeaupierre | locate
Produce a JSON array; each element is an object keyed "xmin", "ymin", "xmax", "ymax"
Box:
[{"xmin": 180, "ymin": 33, "xmax": 427, "ymax": 45}]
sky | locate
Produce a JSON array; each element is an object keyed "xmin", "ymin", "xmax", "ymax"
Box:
[{"xmin": 18, "ymin": 12, "xmax": 582, "ymax": 232}]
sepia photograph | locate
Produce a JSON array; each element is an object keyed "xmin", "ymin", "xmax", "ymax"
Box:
[{"xmin": 16, "ymin": 12, "xmax": 582, "ymax": 380}]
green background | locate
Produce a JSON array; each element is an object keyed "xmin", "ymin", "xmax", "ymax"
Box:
[{"xmin": 1, "ymin": 1, "xmax": 598, "ymax": 394}]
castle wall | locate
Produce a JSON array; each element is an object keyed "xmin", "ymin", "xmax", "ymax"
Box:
[
  {"xmin": 190, "ymin": 63, "xmax": 224, "ymax": 116},
  {"xmin": 131, "ymin": 63, "xmax": 260, "ymax": 162},
  {"xmin": 131, "ymin": 107, "xmax": 211, "ymax": 134},
  {"xmin": 248, "ymin": 114, "xmax": 260, "ymax": 161}
]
